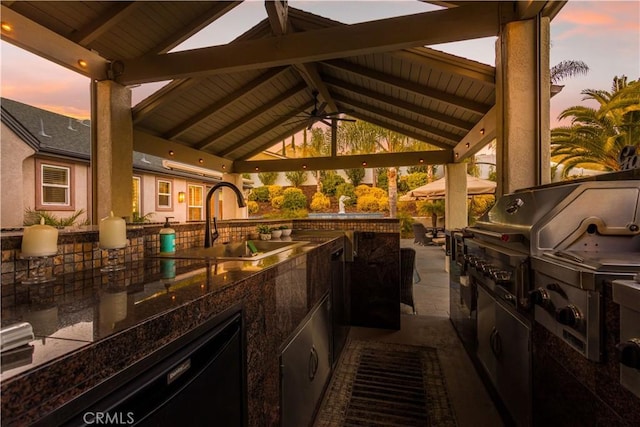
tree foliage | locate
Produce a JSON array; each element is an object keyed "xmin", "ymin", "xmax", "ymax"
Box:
[
  {"xmin": 345, "ymin": 168, "xmax": 365, "ymax": 186},
  {"xmin": 257, "ymin": 172, "xmax": 278, "ymax": 185},
  {"xmin": 550, "ymin": 60, "xmax": 590, "ymax": 85},
  {"xmin": 551, "ymin": 75, "xmax": 640, "ymax": 178},
  {"xmin": 284, "ymin": 170, "xmax": 308, "ymax": 187}
]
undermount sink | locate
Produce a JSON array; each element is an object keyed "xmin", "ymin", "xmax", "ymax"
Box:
[{"xmin": 158, "ymin": 240, "xmax": 309, "ymax": 261}]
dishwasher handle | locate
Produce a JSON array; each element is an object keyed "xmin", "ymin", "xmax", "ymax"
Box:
[{"xmin": 308, "ymin": 345, "xmax": 319, "ymax": 381}]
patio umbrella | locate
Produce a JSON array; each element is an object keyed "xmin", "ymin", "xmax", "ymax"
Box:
[{"xmin": 400, "ymin": 174, "xmax": 496, "ymax": 201}]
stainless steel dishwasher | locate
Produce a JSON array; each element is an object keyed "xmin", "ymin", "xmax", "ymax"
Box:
[{"xmin": 36, "ymin": 307, "xmax": 246, "ymax": 427}]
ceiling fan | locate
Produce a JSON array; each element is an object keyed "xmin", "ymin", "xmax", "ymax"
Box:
[{"xmin": 287, "ymin": 90, "xmax": 355, "ymax": 129}]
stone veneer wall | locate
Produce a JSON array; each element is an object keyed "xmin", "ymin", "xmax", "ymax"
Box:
[
  {"xmin": 294, "ymin": 218, "xmax": 399, "ymax": 233},
  {"xmin": 0, "ymin": 218, "xmax": 398, "ymax": 292}
]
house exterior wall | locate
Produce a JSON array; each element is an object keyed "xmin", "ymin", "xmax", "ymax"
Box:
[{"xmin": 1, "ymin": 122, "xmax": 35, "ymax": 228}]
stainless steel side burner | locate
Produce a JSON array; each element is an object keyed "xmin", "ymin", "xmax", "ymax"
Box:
[{"xmin": 612, "ymin": 278, "xmax": 640, "ymax": 398}]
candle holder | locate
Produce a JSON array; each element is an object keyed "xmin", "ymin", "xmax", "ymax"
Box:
[
  {"xmin": 100, "ymin": 248, "xmax": 125, "ymax": 273},
  {"xmin": 21, "ymin": 255, "xmax": 55, "ymax": 285}
]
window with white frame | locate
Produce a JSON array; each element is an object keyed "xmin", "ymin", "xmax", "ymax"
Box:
[
  {"xmin": 40, "ymin": 163, "xmax": 70, "ymax": 207},
  {"xmin": 157, "ymin": 179, "xmax": 172, "ymax": 210},
  {"xmin": 188, "ymin": 184, "xmax": 204, "ymax": 221},
  {"xmin": 132, "ymin": 176, "xmax": 141, "ymax": 216}
]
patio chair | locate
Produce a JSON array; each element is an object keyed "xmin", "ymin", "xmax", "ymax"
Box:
[
  {"xmin": 400, "ymin": 247, "xmax": 417, "ymax": 314},
  {"xmin": 412, "ymin": 222, "xmax": 432, "ymax": 246}
]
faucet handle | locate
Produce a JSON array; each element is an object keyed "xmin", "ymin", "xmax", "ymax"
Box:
[{"xmin": 211, "ymin": 217, "xmax": 219, "ymax": 243}]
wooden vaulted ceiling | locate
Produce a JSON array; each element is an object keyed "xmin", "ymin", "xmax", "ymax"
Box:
[{"xmin": 0, "ymin": 1, "xmax": 565, "ymax": 173}]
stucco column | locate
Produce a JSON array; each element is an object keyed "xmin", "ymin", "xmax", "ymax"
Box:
[
  {"xmin": 92, "ymin": 80, "xmax": 133, "ymax": 222},
  {"xmin": 495, "ymin": 16, "xmax": 551, "ymax": 195},
  {"xmin": 444, "ymin": 163, "xmax": 468, "ymax": 271}
]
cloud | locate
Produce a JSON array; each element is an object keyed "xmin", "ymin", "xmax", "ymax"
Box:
[{"xmin": 554, "ymin": 1, "xmax": 640, "ymax": 34}]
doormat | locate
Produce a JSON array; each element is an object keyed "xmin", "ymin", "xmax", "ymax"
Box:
[{"xmin": 315, "ymin": 340, "xmax": 457, "ymax": 427}]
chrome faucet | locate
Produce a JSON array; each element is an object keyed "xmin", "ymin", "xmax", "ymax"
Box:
[{"xmin": 204, "ymin": 182, "xmax": 246, "ymax": 248}]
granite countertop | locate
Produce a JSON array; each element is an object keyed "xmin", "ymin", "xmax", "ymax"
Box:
[{"xmin": 0, "ymin": 233, "xmax": 329, "ymax": 382}]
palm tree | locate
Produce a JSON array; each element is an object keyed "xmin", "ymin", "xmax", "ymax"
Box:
[
  {"xmin": 550, "ymin": 60, "xmax": 589, "ymax": 85},
  {"xmin": 551, "ymin": 76, "xmax": 640, "ymax": 178},
  {"xmin": 550, "ymin": 60, "xmax": 589, "ymax": 97},
  {"xmin": 302, "ymin": 127, "xmax": 331, "ymax": 192}
]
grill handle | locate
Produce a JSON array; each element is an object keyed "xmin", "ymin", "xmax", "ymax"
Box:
[{"xmin": 466, "ymin": 227, "xmax": 524, "ymax": 242}]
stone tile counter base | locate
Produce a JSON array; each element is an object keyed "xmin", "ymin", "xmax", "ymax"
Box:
[
  {"xmin": 1, "ymin": 218, "xmax": 397, "ymax": 289},
  {"xmin": 0, "ymin": 232, "xmax": 344, "ymax": 426}
]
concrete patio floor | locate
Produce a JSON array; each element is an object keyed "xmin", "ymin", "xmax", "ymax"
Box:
[{"xmin": 321, "ymin": 239, "xmax": 504, "ymax": 427}]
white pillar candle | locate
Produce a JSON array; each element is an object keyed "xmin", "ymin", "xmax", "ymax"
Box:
[
  {"xmin": 99, "ymin": 290, "xmax": 128, "ymax": 334},
  {"xmin": 21, "ymin": 218, "xmax": 58, "ymax": 257},
  {"xmin": 99, "ymin": 211, "xmax": 127, "ymax": 249}
]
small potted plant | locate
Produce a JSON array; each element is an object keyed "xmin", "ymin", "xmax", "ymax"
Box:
[
  {"xmin": 257, "ymin": 224, "xmax": 271, "ymax": 240},
  {"xmin": 279, "ymin": 224, "xmax": 292, "ymax": 237},
  {"xmin": 271, "ymin": 227, "xmax": 282, "ymax": 239}
]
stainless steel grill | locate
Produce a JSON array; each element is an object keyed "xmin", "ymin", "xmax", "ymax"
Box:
[
  {"xmin": 460, "ymin": 172, "xmax": 640, "ymax": 425},
  {"xmin": 468, "ymin": 176, "xmax": 640, "ymax": 359}
]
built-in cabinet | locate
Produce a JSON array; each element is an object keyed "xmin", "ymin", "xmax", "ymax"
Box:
[
  {"xmin": 477, "ymin": 286, "xmax": 532, "ymax": 427},
  {"xmin": 280, "ymin": 294, "xmax": 332, "ymax": 427}
]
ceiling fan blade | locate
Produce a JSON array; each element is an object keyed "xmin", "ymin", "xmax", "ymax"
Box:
[
  {"xmin": 334, "ymin": 117, "xmax": 356, "ymax": 122},
  {"xmin": 323, "ymin": 110, "xmax": 354, "ymax": 117}
]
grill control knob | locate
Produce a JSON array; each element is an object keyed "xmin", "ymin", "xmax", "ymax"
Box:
[
  {"xmin": 617, "ymin": 338, "xmax": 640, "ymax": 370},
  {"xmin": 528, "ymin": 287, "xmax": 551, "ymax": 310},
  {"xmin": 555, "ymin": 304, "xmax": 582, "ymax": 328}
]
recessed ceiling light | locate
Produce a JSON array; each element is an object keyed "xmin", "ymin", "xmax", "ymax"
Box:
[
  {"xmin": 465, "ymin": 143, "xmax": 470, "ymax": 148},
  {"xmin": 78, "ymin": 59, "xmax": 88, "ymax": 68},
  {"xmin": 198, "ymin": 158, "xmax": 204, "ymax": 164},
  {"xmin": 480, "ymin": 128, "xmax": 485, "ymax": 135},
  {"xmin": 1, "ymin": 22, "xmax": 12, "ymax": 32},
  {"xmin": 168, "ymin": 150, "xmax": 175, "ymax": 156},
  {"xmin": 362, "ymin": 161, "xmax": 367, "ymax": 166}
]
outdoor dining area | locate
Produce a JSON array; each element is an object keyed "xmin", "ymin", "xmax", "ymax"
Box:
[{"xmin": 401, "ymin": 173, "xmax": 497, "ymax": 245}]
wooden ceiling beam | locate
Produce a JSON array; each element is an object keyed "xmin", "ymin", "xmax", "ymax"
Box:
[
  {"xmin": 236, "ymin": 121, "xmax": 317, "ymax": 161},
  {"xmin": 145, "ymin": 1, "xmax": 243, "ymax": 55},
  {"xmin": 234, "ymin": 150, "xmax": 453, "ymax": 173},
  {"xmin": 323, "ymin": 75, "xmax": 474, "ymax": 132},
  {"xmin": 345, "ymin": 110, "xmax": 450, "ymax": 150},
  {"xmin": 0, "ymin": 5, "xmax": 109, "ymax": 80},
  {"xmin": 195, "ymin": 82, "xmax": 308, "ymax": 150},
  {"xmin": 293, "ymin": 63, "xmax": 338, "ymax": 113},
  {"xmin": 391, "ymin": 48, "xmax": 495, "ymax": 85},
  {"xmin": 324, "ymin": 59, "xmax": 490, "ymax": 115},
  {"xmin": 453, "ymin": 106, "xmax": 497, "ymax": 161},
  {"xmin": 265, "ymin": 0, "xmax": 289, "ymax": 35},
  {"xmin": 117, "ymin": 2, "xmax": 505, "ymax": 84},
  {"xmin": 165, "ymin": 67, "xmax": 289, "ymax": 140},
  {"xmin": 268, "ymin": 2, "xmax": 338, "ymax": 114},
  {"xmin": 216, "ymin": 101, "xmax": 315, "ymax": 157},
  {"xmin": 332, "ymin": 94, "xmax": 461, "ymax": 147},
  {"xmin": 70, "ymin": 2, "xmax": 140, "ymax": 46},
  {"xmin": 133, "ymin": 130, "xmax": 232, "ymax": 173},
  {"xmin": 132, "ymin": 79, "xmax": 200, "ymax": 124}
]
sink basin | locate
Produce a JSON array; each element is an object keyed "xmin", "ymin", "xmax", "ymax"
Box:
[{"xmin": 156, "ymin": 240, "xmax": 309, "ymax": 261}]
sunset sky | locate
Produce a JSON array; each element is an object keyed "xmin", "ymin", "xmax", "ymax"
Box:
[{"xmin": 1, "ymin": 1, "xmax": 638, "ymax": 128}]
